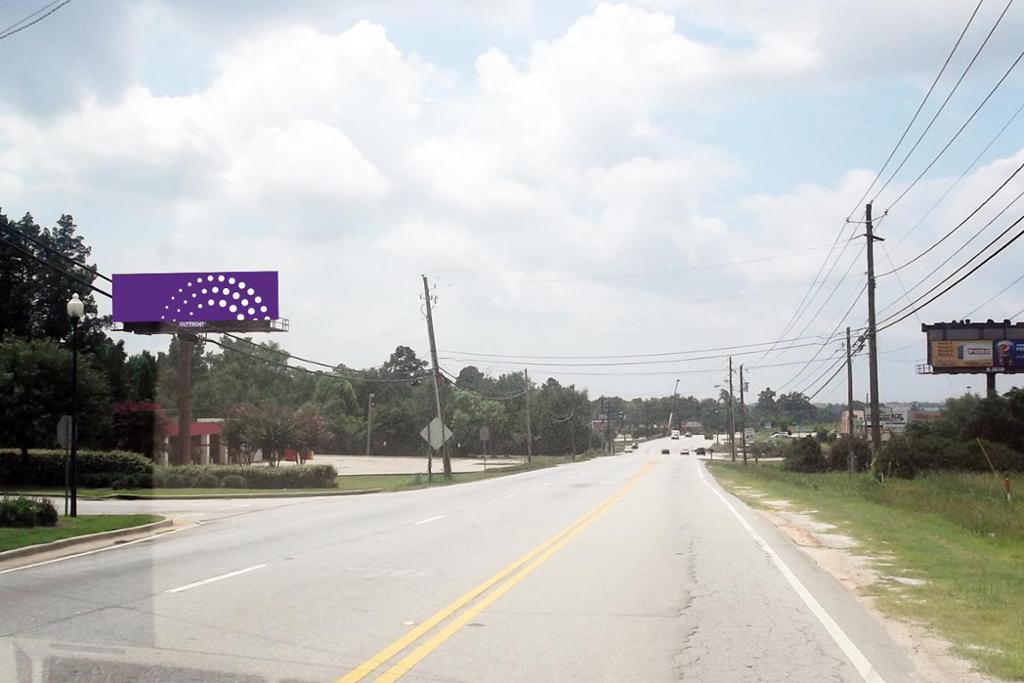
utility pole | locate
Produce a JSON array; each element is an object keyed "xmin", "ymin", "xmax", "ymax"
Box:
[
  {"xmin": 846, "ymin": 327, "xmax": 855, "ymax": 474},
  {"xmin": 865, "ymin": 203, "xmax": 883, "ymax": 453},
  {"xmin": 602, "ymin": 396, "xmax": 610, "ymax": 456},
  {"xmin": 421, "ymin": 275, "xmax": 452, "ymax": 480},
  {"xmin": 365, "ymin": 392, "xmax": 375, "ymax": 456},
  {"xmin": 523, "ymin": 368, "xmax": 533, "ymax": 464},
  {"xmin": 669, "ymin": 378, "xmax": 680, "ymax": 434},
  {"xmin": 175, "ymin": 334, "xmax": 193, "ymax": 466},
  {"xmin": 728, "ymin": 356, "xmax": 737, "ymax": 462},
  {"xmin": 739, "ymin": 364, "xmax": 747, "ymax": 465}
]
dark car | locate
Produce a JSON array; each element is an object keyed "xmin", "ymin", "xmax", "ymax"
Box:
[
  {"xmin": 695, "ymin": 447, "xmax": 706, "ymax": 455},
  {"xmin": 660, "ymin": 448, "xmax": 670, "ymax": 454}
]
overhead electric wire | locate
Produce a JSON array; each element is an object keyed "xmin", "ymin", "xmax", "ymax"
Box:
[
  {"xmin": 891, "ymin": 100, "xmax": 1024, "ymax": 250},
  {"xmin": 0, "ymin": 0, "xmax": 72, "ymax": 41},
  {"xmin": 848, "ymin": 0, "xmax": 986, "ymax": 214},
  {"xmin": 881, "ymin": 159, "xmax": 1024, "ymax": 276},
  {"xmin": 963, "ymin": 270, "xmax": 1024, "ymax": 317},
  {"xmin": 877, "ymin": 184, "xmax": 1024, "ymax": 315},
  {"xmin": 218, "ymin": 331, "xmax": 430, "ymax": 384},
  {"xmin": 878, "ymin": 214, "xmax": 1024, "ymax": 330},
  {"xmin": 873, "ymin": 0, "xmax": 1014, "ymax": 205},
  {"xmin": 440, "ymin": 368, "xmax": 528, "ymax": 401},
  {"xmin": 0, "ymin": 222, "xmax": 112, "ymax": 282},
  {"xmin": 440, "ymin": 333, "xmax": 842, "ymax": 362},
  {"xmin": 447, "ymin": 238, "xmax": 859, "ymax": 286},
  {"xmin": 0, "ymin": 232, "xmax": 111, "ymax": 298},
  {"xmin": 456, "ymin": 356, "xmax": 845, "ymax": 379}
]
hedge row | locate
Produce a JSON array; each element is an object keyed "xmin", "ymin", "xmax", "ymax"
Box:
[
  {"xmin": 876, "ymin": 435, "xmax": 1024, "ymax": 479},
  {"xmin": 0, "ymin": 450, "xmax": 152, "ymax": 488},
  {"xmin": 0, "ymin": 496, "xmax": 58, "ymax": 527},
  {"xmin": 152, "ymin": 464, "xmax": 337, "ymax": 489}
]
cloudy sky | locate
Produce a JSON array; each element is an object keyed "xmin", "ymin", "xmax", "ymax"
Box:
[{"xmin": 3, "ymin": 0, "xmax": 1024, "ymax": 403}]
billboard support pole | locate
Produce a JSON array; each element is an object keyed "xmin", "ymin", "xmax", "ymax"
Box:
[
  {"xmin": 987, "ymin": 372, "xmax": 997, "ymax": 399},
  {"xmin": 175, "ymin": 334, "xmax": 194, "ymax": 466}
]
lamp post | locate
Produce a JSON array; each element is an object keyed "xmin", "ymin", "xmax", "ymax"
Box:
[{"xmin": 66, "ymin": 293, "xmax": 84, "ymax": 517}]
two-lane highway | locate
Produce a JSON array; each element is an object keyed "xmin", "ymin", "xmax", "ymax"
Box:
[{"xmin": 2, "ymin": 440, "xmax": 924, "ymax": 681}]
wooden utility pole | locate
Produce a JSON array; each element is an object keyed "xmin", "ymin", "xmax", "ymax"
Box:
[
  {"xmin": 421, "ymin": 275, "xmax": 452, "ymax": 480},
  {"xmin": 865, "ymin": 203, "xmax": 883, "ymax": 453},
  {"xmin": 175, "ymin": 334, "xmax": 193, "ymax": 466},
  {"xmin": 728, "ymin": 356, "xmax": 737, "ymax": 462},
  {"xmin": 739, "ymin": 364, "xmax": 747, "ymax": 464},
  {"xmin": 846, "ymin": 326, "xmax": 855, "ymax": 474},
  {"xmin": 523, "ymin": 368, "xmax": 533, "ymax": 463}
]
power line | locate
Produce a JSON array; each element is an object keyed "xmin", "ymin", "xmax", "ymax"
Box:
[
  {"xmin": 0, "ymin": 0, "xmax": 72, "ymax": 41},
  {"xmin": 877, "ymin": 184, "xmax": 1024, "ymax": 315},
  {"xmin": 878, "ymin": 214, "xmax": 1024, "ymax": 330},
  {"xmin": 880, "ymin": 159, "xmax": 1024, "ymax": 277},
  {"xmin": 0, "ymin": 222, "xmax": 111, "ymax": 283},
  {"xmin": 440, "ymin": 369, "xmax": 528, "ymax": 401},
  {"xmin": 0, "ymin": 232, "xmax": 111, "ymax": 298},
  {"xmin": 440, "ymin": 333, "xmax": 840, "ymax": 361},
  {"xmin": 873, "ymin": 0, "xmax": 1014, "ymax": 205},
  {"xmin": 446, "ymin": 238, "xmax": 859, "ymax": 286},
  {"xmin": 848, "ymin": 0, "xmax": 986, "ymax": 214},
  {"xmin": 218, "ymin": 332, "xmax": 430, "ymax": 384},
  {"xmin": 963, "ymin": 270, "xmax": 1024, "ymax": 317},
  {"xmin": 891, "ymin": 100, "xmax": 1024, "ymax": 250}
]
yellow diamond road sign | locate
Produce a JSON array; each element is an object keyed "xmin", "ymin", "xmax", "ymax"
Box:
[{"xmin": 419, "ymin": 416, "xmax": 453, "ymax": 450}]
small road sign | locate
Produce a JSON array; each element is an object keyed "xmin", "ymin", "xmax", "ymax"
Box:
[
  {"xmin": 479, "ymin": 426, "xmax": 490, "ymax": 442},
  {"xmin": 57, "ymin": 415, "xmax": 72, "ymax": 449},
  {"xmin": 420, "ymin": 417, "xmax": 453, "ymax": 451}
]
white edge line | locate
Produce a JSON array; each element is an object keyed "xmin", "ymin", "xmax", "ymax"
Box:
[
  {"xmin": 414, "ymin": 514, "xmax": 445, "ymax": 526},
  {"xmin": 502, "ymin": 493, "xmax": 515, "ymax": 499},
  {"xmin": 0, "ymin": 526, "xmax": 191, "ymax": 575},
  {"xmin": 165, "ymin": 563, "xmax": 267, "ymax": 594},
  {"xmin": 697, "ymin": 463, "xmax": 886, "ymax": 683}
]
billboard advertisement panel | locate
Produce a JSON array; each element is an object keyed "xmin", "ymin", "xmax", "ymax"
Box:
[
  {"xmin": 993, "ymin": 339, "xmax": 1024, "ymax": 369},
  {"xmin": 113, "ymin": 271, "xmax": 279, "ymax": 324},
  {"xmin": 930, "ymin": 340, "xmax": 992, "ymax": 368}
]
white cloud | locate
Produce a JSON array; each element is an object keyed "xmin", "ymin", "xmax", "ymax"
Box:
[{"xmin": 2, "ymin": 1, "xmax": 1022, "ymax": 402}]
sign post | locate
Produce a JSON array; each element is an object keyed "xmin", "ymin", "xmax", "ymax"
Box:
[
  {"xmin": 420, "ymin": 417, "xmax": 454, "ymax": 481},
  {"xmin": 479, "ymin": 426, "xmax": 490, "ymax": 471}
]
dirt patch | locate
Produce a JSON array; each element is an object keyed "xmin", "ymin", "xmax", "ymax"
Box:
[{"xmin": 756, "ymin": 498, "xmax": 1000, "ymax": 683}]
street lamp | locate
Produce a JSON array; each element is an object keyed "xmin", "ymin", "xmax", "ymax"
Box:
[
  {"xmin": 668, "ymin": 378, "xmax": 680, "ymax": 434},
  {"xmin": 66, "ymin": 293, "xmax": 84, "ymax": 517}
]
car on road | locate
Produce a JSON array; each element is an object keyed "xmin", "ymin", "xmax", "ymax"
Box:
[
  {"xmin": 670, "ymin": 430, "xmax": 680, "ymax": 440},
  {"xmin": 680, "ymin": 449, "xmax": 689, "ymax": 455},
  {"xmin": 695, "ymin": 447, "xmax": 706, "ymax": 455},
  {"xmin": 771, "ymin": 432, "xmax": 791, "ymax": 438},
  {"xmin": 660, "ymin": 448, "xmax": 670, "ymax": 454}
]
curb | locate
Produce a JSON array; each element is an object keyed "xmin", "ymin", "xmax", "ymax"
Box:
[
  {"xmin": 108, "ymin": 488, "xmax": 383, "ymax": 500},
  {"xmin": 0, "ymin": 518, "xmax": 172, "ymax": 563}
]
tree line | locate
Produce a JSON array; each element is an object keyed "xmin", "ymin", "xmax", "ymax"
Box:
[{"xmin": 2, "ymin": 208, "xmax": 848, "ymax": 461}]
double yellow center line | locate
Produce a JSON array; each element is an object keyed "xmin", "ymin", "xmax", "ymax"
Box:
[{"xmin": 336, "ymin": 461, "xmax": 657, "ymax": 682}]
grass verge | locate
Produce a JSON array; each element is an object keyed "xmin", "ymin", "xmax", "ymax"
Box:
[
  {"xmin": 0, "ymin": 454, "xmax": 588, "ymax": 499},
  {"xmin": 0, "ymin": 514, "xmax": 163, "ymax": 553},
  {"xmin": 708, "ymin": 462, "xmax": 1024, "ymax": 680}
]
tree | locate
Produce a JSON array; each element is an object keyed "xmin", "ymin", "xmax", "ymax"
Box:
[
  {"xmin": 0, "ymin": 337, "xmax": 111, "ymax": 455},
  {"xmin": 382, "ymin": 346, "xmax": 427, "ymax": 379},
  {"xmin": 126, "ymin": 351, "xmax": 158, "ymax": 401},
  {"xmin": 756, "ymin": 387, "xmax": 777, "ymax": 412}
]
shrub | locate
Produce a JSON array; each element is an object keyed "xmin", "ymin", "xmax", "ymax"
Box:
[
  {"xmin": 194, "ymin": 472, "xmax": 219, "ymax": 488},
  {"xmin": 749, "ymin": 441, "xmax": 784, "ymax": 459},
  {"xmin": 220, "ymin": 474, "xmax": 246, "ymax": 489},
  {"xmin": 0, "ymin": 496, "xmax": 58, "ymax": 527},
  {"xmin": 152, "ymin": 464, "xmax": 337, "ymax": 489},
  {"xmin": 877, "ymin": 435, "xmax": 1024, "ymax": 478},
  {"xmin": 111, "ymin": 472, "xmax": 154, "ymax": 490},
  {"xmin": 0, "ymin": 449, "xmax": 152, "ymax": 488},
  {"xmin": 783, "ymin": 436, "xmax": 827, "ymax": 473},
  {"xmin": 827, "ymin": 437, "xmax": 872, "ymax": 472}
]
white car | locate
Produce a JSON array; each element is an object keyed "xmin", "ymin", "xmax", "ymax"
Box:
[{"xmin": 771, "ymin": 432, "xmax": 791, "ymax": 438}]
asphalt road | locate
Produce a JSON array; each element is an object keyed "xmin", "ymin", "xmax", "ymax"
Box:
[{"xmin": 1, "ymin": 437, "xmax": 925, "ymax": 682}]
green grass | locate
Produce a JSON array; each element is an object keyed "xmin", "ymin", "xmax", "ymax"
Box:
[
  {"xmin": 709, "ymin": 462, "xmax": 1024, "ymax": 680},
  {"xmin": 335, "ymin": 455, "xmax": 584, "ymax": 492},
  {"xmin": 0, "ymin": 514, "xmax": 163, "ymax": 553}
]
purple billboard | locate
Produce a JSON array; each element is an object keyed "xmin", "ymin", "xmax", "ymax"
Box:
[{"xmin": 113, "ymin": 271, "xmax": 279, "ymax": 324}]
